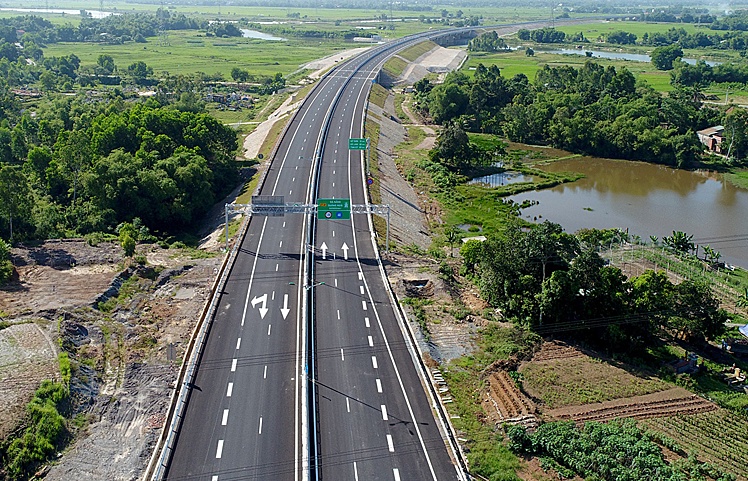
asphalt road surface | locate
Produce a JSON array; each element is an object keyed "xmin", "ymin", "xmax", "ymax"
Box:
[{"xmin": 166, "ymin": 33, "xmax": 461, "ymax": 481}]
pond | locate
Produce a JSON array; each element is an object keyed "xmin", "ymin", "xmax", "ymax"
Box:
[
  {"xmin": 468, "ymin": 171, "xmax": 533, "ymax": 187},
  {"xmin": 508, "ymin": 157, "xmax": 748, "ymax": 268},
  {"xmin": 241, "ymin": 29, "xmax": 286, "ymax": 41},
  {"xmin": 541, "ymin": 48, "xmax": 720, "ymax": 66}
]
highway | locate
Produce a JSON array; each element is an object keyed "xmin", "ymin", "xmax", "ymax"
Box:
[{"xmin": 164, "ymin": 32, "xmax": 462, "ymax": 481}]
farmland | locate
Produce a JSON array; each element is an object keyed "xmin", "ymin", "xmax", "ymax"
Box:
[{"xmin": 642, "ymin": 409, "xmax": 748, "ymax": 479}]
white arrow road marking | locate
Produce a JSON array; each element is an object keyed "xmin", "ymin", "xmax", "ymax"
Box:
[
  {"xmin": 251, "ymin": 293, "xmax": 269, "ymax": 319},
  {"xmin": 320, "ymin": 242, "xmax": 328, "ymax": 260},
  {"xmin": 280, "ymin": 294, "xmax": 290, "ymax": 319},
  {"xmin": 341, "ymin": 242, "xmax": 349, "ymax": 260}
]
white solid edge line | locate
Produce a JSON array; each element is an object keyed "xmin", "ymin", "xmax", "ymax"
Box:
[{"xmin": 344, "ymin": 72, "xmax": 441, "ymax": 481}]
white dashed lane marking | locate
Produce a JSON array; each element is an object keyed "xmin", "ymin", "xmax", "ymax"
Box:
[
  {"xmin": 376, "ymin": 379, "xmax": 383, "ymax": 393},
  {"xmin": 231, "ymin": 359, "xmax": 237, "ymax": 372},
  {"xmin": 216, "ymin": 440, "xmax": 224, "ymax": 458},
  {"xmin": 381, "ymin": 405, "xmax": 388, "ymax": 421},
  {"xmin": 341, "ymin": 348, "xmax": 345, "ymax": 361},
  {"xmin": 365, "ymin": 317, "xmax": 370, "ymax": 328},
  {"xmin": 362, "ymin": 301, "xmax": 367, "ymax": 311},
  {"xmin": 236, "ymin": 338, "xmax": 241, "ymax": 349},
  {"xmin": 226, "ymin": 382, "xmax": 233, "ymax": 397},
  {"xmin": 372, "ymin": 356, "xmax": 378, "ymax": 369},
  {"xmin": 264, "ymin": 365, "xmax": 268, "ymax": 379},
  {"xmin": 222, "ymin": 409, "xmax": 229, "ymax": 425},
  {"xmin": 368, "ymin": 335, "xmax": 374, "ymax": 347},
  {"xmin": 259, "ymin": 417, "xmax": 263, "ymax": 435},
  {"xmin": 394, "ymin": 468, "xmax": 401, "ymax": 481},
  {"xmin": 387, "ymin": 434, "xmax": 394, "ymax": 452}
]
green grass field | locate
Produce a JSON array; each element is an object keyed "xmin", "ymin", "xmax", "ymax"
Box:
[
  {"xmin": 43, "ymin": 30, "xmax": 353, "ymax": 78},
  {"xmin": 464, "ymin": 49, "xmax": 678, "ymax": 92}
]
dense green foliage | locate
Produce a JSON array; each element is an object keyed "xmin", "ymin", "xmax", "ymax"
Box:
[
  {"xmin": 0, "ymin": 99, "xmax": 238, "ymax": 241},
  {"xmin": 468, "ymin": 31, "xmax": 508, "ymax": 52},
  {"xmin": 470, "ymin": 223, "xmax": 728, "ymax": 346},
  {"xmin": 417, "ymin": 61, "xmax": 722, "ymax": 168},
  {"xmin": 507, "ymin": 419, "xmax": 736, "ymax": 481},
  {"xmin": 2, "ymin": 380, "xmax": 69, "ymax": 480},
  {"xmin": 0, "ymin": 238, "xmax": 12, "ymax": 284}
]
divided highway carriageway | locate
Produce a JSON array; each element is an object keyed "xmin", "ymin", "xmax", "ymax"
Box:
[{"xmin": 157, "ymin": 27, "xmax": 479, "ymax": 481}]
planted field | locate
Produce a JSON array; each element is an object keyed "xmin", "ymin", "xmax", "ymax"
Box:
[
  {"xmin": 642, "ymin": 409, "xmax": 748, "ymax": 479},
  {"xmin": 481, "ymin": 370, "xmax": 537, "ymax": 426},
  {"xmin": 547, "ymin": 387, "xmax": 716, "ymax": 424},
  {"xmin": 520, "ymin": 344, "xmax": 670, "ymax": 409}
]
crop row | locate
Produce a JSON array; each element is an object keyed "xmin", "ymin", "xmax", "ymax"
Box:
[{"xmin": 642, "ymin": 410, "xmax": 748, "ymax": 477}]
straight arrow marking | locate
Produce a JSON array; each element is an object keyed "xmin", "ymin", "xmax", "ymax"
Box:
[
  {"xmin": 320, "ymin": 242, "xmax": 328, "ymax": 260},
  {"xmin": 280, "ymin": 294, "xmax": 290, "ymax": 319},
  {"xmin": 341, "ymin": 242, "xmax": 349, "ymax": 260}
]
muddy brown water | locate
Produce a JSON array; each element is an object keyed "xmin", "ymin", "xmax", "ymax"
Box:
[{"xmin": 509, "ymin": 157, "xmax": 748, "ymax": 268}]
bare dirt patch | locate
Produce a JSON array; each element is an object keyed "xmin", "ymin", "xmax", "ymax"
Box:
[
  {"xmin": 0, "ymin": 322, "xmax": 59, "ymax": 439},
  {"xmin": 546, "ymin": 387, "xmax": 716, "ymax": 424},
  {"xmin": 481, "ymin": 370, "xmax": 538, "ymax": 428},
  {"xmin": 0, "ymin": 239, "xmax": 222, "ymax": 480}
]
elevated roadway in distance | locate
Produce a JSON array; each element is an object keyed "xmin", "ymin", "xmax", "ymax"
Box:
[{"xmin": 163, "ymin": 25, "xmax": 523, "ymax": 481}]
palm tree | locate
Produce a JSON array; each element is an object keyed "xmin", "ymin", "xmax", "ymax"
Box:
[
  {"xmin": 663, "ymin": 231, "xmax": 694, "ymax": 255},
  {"xmin": 445, "ymin": 226, "xmax": 460, "ymax": 258}
]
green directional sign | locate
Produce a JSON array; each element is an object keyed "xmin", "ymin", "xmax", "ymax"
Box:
[
  {"xmin": 317, "ymin": 198, "xmax": 351, "ymax": 220},
  {"xmin": 348, "ymin": 138, "xmax": 368, "ymax": 150}
]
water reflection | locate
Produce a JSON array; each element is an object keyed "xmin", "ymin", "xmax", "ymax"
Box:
[
  {"xmin": 509, "ymin": 157, "xmax": 748, "ymax": 268},
  {"xmin": 468, "ymin": 171, "xmax": 533, "ymax": 187},
  {"xmin": 544, "ymin": 48, "xmax": 720, "ymax": 66}
]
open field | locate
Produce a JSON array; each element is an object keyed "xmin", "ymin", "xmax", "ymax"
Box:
[
  {"xmin": 519, "ymin": 343, "xmax": 671, "ymax": 409},
  {"xmin": 554, "ymin": 20, "xmax": 704, "ymax": 39},
  {"xmin": 43, "ymin": 30, "xmax": 351, "ymax": 78},
  {"xmin": 464, "ymin": 49, "xmax": 677, "ymax": 92}
]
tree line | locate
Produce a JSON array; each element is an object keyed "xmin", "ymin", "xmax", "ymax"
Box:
[
  {"xmin": 0, "ymin": 98, "xmax": 238, "ymax": 243},
  {"xmin": 415, "ymin": 61, "xmax": 743, "ymax": 167},
  {"xmin": 461, "ymin": 222, "xmax": 728, "ymax": 350}
]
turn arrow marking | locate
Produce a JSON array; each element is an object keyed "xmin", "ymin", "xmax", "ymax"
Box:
[{"xmin": 251, "ymin": 293, "xmax": 269, "ymax": 319}]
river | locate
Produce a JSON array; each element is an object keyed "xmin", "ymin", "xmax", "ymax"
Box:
[
  {"xmin": 508, "ymin": 157, "xmax": 748, "ymax": 268},
  {"xmin": 540, "ymin": 48, "xmax": 720, "ymax": 66}
]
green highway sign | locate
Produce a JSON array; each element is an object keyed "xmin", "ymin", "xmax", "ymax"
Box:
[
  {"xmin": 317, "ymin": 198, "xmax": 351, "ymax": 220},
  {"xmin": 348, "ymin": 138, "xmax": 368, "ymax": 150}
]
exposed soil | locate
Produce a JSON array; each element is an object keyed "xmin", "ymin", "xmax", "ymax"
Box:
[
  {"xmin": 0, "ymin": 239, "xmax": 222, "ymax": 480},
  {"xmin": 545, "ymin": 387, "xmax": 717, "ymax": 424},
  {"xmin": 481, "ymin": 370, "xmax": 538, "ymax": 429}
]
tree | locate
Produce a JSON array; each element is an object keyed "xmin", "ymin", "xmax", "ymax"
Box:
[
  {"xmin": 96, "ymin": 54, "xmax": 116, "ymax": 74},
  {"xmin": 127, "ymin": 61, "xmax": 153, "ymax": 83},
  {"xmin": 526, "ymin": 221, "xmax": 578, "ymax": 283},
  {"xmin": 430, "ymin": 121, "xmax": 472, "ymax": 169},
  {"xmin": 651, "ymin": 44, "xmax": 683, "ymax": 70},
  {"xmin": 118, "ymin": 222, "xmax": 137, "ymax": 257},
  {"xmin": 723, "ymin": 108, "xmax": 748, "ymax": 161},
  {"xmin": 230, "ymin": 67, "xmax": 250, "ymax": 83},
  {"xmin": 525, "ymin": 47, "xmax": 534, "ymax": 56},
  {"xmin": 0, "ymin": 165, "xmax": 31, "ymax": 240},
  {"xmin": 0, "ymin": 237, "xmax": 11, "ymax": 283},
  {"xmin": 663, "ymin": 230, "xmax": 694, "ymax": 254},
  {"xmin": 670, "ymin": 280, "xmax": 727, "ymax": 341},
  {"xmin": 460, "ymin": 239, "xmax": 482, "ymax": 274},
  {"xmin": 445, "ymin": 226, "xmax": 460, "ymax": 257}
]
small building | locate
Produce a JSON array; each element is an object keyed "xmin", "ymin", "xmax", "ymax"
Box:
[
  {"xmin": 669, "ymin": 352, "xmax": 698, "ymax": 374},
  {"xmin": 697, "ymin": 125, "xmax": 725, "ymax": 153}
]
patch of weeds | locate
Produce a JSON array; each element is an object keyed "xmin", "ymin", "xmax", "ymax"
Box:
[
  {"xmin": 401, "ymin": 297, "xmax": 432, "ymax": 342},
  {"xmin": 58, "ymin": 352, "xmax": 71, "ymax": 386}
]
